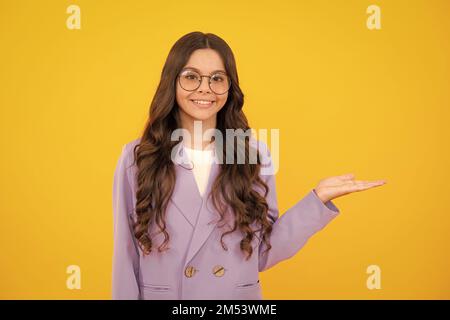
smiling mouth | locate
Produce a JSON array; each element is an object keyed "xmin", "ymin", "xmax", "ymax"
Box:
[{"xmin": 190, "ymin": 99, "xmax": 215, "ymax": 106}]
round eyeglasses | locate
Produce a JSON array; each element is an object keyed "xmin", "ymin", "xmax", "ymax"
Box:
[{"xmin": 178, "ymin": 69, "xmax": 231, "ymax": 95}]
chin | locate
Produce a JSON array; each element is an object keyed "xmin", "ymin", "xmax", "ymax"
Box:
[
  {"xmin": 181, "ymin": 103, "xmax": 219, "ymax": 121},
  {"xmin": 188, "ymin": 110, "xmax": 216, "ymax": 122}
]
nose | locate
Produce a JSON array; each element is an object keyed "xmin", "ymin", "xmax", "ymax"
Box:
[{"xmin": 197, "ymin": 76, "xmax": 211, "ymax": 93}]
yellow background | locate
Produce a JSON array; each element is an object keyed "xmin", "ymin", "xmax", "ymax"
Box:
[{"xmin": 1, "ymin": 0, "xmax": 449, "ymax": 299}]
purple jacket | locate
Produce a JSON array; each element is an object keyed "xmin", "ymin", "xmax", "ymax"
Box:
[{"xmin": 112, "ymin": 138, "xmax": 340, "ymax": 300}]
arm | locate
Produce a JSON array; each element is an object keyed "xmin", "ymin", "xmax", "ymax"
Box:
[
  {"xmin": 112, "ymin": 143, "xmax": 140, "ymax": 299},
  {"xmin": 257, "ymin": 145, "xmax": 340, "ymax": 272}
]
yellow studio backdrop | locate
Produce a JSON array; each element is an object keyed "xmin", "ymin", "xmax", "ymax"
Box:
[{"xmin": 0, "ymin": 0, "xmax": 449, "ymax": 299}]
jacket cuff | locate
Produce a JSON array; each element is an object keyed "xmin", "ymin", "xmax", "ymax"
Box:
[{"xmin": 312, "ymin": 188, "xmax": 340, "ymax": 215}]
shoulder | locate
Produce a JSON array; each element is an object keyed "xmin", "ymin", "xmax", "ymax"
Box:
[
  {"xmin": 123, "ymin": 137, "xmax": 142, "ymax": 154},
  {"xmin": 119, "ymin": 137, "xmax": 142, "ymax": 167},
  {"xmin": 249, "ymin": 137, "xmax": 276, "ymax": 176},
  {"xmin": 249, "ymin": 137, "xmax": 270, "ymax": 155}
]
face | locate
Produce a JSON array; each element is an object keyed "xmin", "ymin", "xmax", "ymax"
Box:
[{"xmin": 176, "ymin": 48, "xmax": 229, "ymax": 127}]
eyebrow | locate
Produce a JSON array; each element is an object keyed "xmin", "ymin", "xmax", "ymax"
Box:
[{"xmin": 183, "ymin": 66, "xmax": 227, "ymax": 74}]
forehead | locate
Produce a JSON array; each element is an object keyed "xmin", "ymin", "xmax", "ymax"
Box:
[{"xmin": 183, "ymin": 48, "xmax": 226, "ymax": 74}]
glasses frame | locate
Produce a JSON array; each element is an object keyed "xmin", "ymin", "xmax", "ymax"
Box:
[{"xmin": 177, "ymin": 69, "xmax": 231, "ymax": 95}]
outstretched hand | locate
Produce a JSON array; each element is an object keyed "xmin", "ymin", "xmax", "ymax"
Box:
[{"xmin": 314, "ymin": 173, "xmax": 387, "ymax": 204}]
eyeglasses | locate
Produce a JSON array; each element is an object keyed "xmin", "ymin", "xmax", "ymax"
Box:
[{"xmin": 177, "ymin": 69, "xmax": 231, "ymax": 95}]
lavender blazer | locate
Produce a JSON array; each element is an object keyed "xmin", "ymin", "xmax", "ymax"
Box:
[{"xmin": 112, "ymin": 138, "xmax": 340, "ymax": 300}]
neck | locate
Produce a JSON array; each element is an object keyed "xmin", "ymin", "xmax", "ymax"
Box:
[{"xmin": 179, "ymin": 113, "xmax": 217, "ymax": 150}]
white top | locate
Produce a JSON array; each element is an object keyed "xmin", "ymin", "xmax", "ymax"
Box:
[{"xmin": 183, "ymin": 143, "xmax": 215, "ymax": 197}]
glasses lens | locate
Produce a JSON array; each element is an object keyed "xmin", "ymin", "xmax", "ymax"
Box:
[
  {"xmin": 179, "ymin": 70, "xmax": 201, "ymax": 91},
  {"xmin": 179, "ymin": 70, "xmax": 231, "ymax": 94},
  {"xmin": 210, "ymin": 73, "xmax": 230, "ymax": 95}
]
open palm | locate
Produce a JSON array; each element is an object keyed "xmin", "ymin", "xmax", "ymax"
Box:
[{"xmin": 315, "ymin": 173, "xmax": 387, "ymax": 203}]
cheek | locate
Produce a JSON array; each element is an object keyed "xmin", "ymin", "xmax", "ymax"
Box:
[
  {"xmin": 216, "ymin": 93, "xmax": 228, "ymax": 109},
  {"xmin": 176, "ymin": 86, "xmax": 189, "ymax": 108}
]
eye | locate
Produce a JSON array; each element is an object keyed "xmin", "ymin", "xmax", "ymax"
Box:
[
  {"xmin": 211, "ymin": 74, "xmax": 225, "ymax": 82},
  {"xmin": 181, "ymin": 71, "xmax": 200, "ymax": 80}
]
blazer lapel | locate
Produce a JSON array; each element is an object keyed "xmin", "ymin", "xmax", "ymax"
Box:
[
  {"xmin": 170, "ymin": 141, "xmax": 224, "ymax": 264},
  {"xmin": 170, "ymin": 142, "xmax": 203, "ymax": 227},
  {"xmin": 184, "ymin": 160, "xmax": 221, "ymax": 264}
]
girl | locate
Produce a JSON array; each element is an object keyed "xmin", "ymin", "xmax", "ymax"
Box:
[{"xmin": 112, "ymin": 32, "xmax": 386, "ymax": 300}]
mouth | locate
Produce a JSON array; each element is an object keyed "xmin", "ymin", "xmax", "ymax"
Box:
[{"xmin": 190, "ymin": 99, "xmax": 216, "ymax": 107}]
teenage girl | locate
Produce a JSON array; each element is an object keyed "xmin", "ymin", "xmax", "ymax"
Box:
[{"xmin": 112, "ymin": 32, "xmax": 386, "ymax": 300}]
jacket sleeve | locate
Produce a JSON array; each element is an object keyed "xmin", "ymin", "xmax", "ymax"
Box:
[
  {"xmin": 112, "ymin": 143, "xmax": 141, "ymax": 299},
  {"xmin": 257, "ymin": 145, "xmax": 340, "ymax": 272}
]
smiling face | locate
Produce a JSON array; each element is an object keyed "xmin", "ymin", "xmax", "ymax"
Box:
[{"xmin": 176, "ymin": 48, "xmax": 229, "ymax": 128}]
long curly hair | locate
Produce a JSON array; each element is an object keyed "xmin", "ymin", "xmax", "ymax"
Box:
[{"xmin": 132, "ymin": 31, "xmax": 273, "ymax": 260}]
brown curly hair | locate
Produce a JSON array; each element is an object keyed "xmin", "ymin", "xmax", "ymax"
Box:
[{"xmin": 132, "ymin": 31, "xmax": 273, "ymax": 260}]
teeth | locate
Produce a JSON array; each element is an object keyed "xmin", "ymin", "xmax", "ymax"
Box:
[{"xmin": 192, "ymin": 100, "xmax": 214, "ymax": 105}]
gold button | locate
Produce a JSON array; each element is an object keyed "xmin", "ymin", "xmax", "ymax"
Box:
[
  {"xmin": 184, "ymin": 266, "xmax": 197, "ymax": 278},
  {"xmin": 212, "ymin": 265, "xmax": 225, "ymax": 277}
]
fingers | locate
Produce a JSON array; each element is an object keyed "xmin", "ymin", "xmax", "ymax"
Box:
[
  {"xmin": 338, "ymin": 174, "xmax": 387, "ymax": 184},
  {"xmin": 338, "ymin": 173, "xmax": 387, "ymax": 184},
  {"xmin": 353, "ymin": 179, "xmax": 386, "ymax": 184},
  {"xmin": 344, "ymin": 180, "xmax": 386, "ymax": 192}
]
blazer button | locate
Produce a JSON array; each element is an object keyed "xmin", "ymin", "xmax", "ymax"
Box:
[
  {"xmin": 184, "ymin": 266, "xmax": 197, "ymax": 278},
  {"xmin": 212, "ymin": 265, "xmax": 225, "ymax": 277}
]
